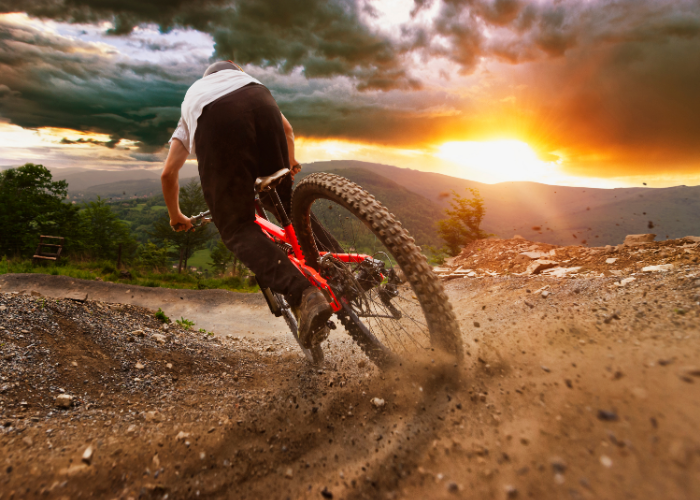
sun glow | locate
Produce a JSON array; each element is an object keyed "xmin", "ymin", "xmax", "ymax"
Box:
[{"xmin": 436, "ymin": 139, "xmax": 557, "ymax": 184}]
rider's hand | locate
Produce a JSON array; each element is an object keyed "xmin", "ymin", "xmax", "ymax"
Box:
[
  {"xmin": 290, "ymin": 162, "xmax": 302, "ymax": 180},
  {"xmin": 170, "ymin": 212, "xmax": 193, "ymax": 232}
]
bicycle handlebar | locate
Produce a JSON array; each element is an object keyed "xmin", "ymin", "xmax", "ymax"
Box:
[{"xmin": 172, "ymin": 210, "xmax": 212, "ymax": 232}]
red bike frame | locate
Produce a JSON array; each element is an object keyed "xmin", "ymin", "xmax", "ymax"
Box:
[{"xmin": 254, "ymin": 213, "xmax": 371, "ymax": 312}]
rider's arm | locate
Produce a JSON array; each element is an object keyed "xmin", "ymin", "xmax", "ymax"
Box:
[
  {"xmin": 161, "ymin": 138, "xmax": 193, "ymax": 232},
  {"xmin": 281, "ymin": 113, "xmax": 301, "ymax": 179}
]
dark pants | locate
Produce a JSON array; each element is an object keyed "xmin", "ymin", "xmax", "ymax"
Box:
[{"xmin": 195, "ymin": 83, "xmax": 310, "ymax": 307}]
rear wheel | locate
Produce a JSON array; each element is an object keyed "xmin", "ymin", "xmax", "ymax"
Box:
[{"xmin": 291, "ymin": 173, "xmax": 463, "ymax": 368}]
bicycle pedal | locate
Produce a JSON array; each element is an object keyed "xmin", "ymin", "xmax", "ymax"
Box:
[{"xmin": 326, "ymin": 320, "xmax": 336, "ymax": 330}]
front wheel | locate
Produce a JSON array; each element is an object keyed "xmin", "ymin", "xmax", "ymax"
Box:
[{"xmin": 291, "ymin": 173, "xmax": 463, "ymax": 368}]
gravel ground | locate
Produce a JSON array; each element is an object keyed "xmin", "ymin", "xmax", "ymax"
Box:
[{"xmin": 1, "ymin": 260, "xmax": 699, "ymax": 499}]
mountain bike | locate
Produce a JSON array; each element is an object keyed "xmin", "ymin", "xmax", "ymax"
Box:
[{"xmin": 189, "ymin": 168, "xmax": 462, "ymax": 368}]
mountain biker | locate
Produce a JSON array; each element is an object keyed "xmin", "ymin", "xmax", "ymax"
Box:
[{"xmin": 161, "ymin": 60, "xmax": 332, "ymax": 348}]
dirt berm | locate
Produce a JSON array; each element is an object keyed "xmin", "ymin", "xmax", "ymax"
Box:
[
  {"xmin": 1, "ymin": 240, "xmax": 699, "ymax": 499},
  {"xmin": 0, "ymin": 273, "xmax": 286, "ymax": 338}
]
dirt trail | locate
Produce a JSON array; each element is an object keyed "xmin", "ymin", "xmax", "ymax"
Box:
[
  {"xmin": 0, "ymin": 274, "xmax": 287, "ymax": 338},
  {"xmin": 1, "ymin": 251, "xmax": 700, "ymax": 499}
]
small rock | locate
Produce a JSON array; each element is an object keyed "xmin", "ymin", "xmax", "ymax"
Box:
[
  {"xmin": 526, "ymin": 260, "xmax": 559, "ymax": 276},
  {"xmin": 550, "ymin": 457, "xmax": 567, "ymax": 473},
  {"xmin": 152, "ymin": 454, "xmax": 160, "ymax": 468},
  {"xmin": 541, "ymin": 366, "xmax": 551, "ymax": 373},
  {"xmin": 145, "ymin": 411, "xmax": 161, "ymax": 422},
  {"xmin": 126, "ymin": 425, "xmax": 137, "ymax": 434},
  {"xmin": 597, "ymin": 410, "xmax": 619, "ymax": 422},
  {"xmin": 321, "ymin": 487, "xmax": 333, "ymax": 499},
  {"xmin": 642, "ymin": 264, "xmax": 674, "ymax": 272},
  {"xmin": 71, "ymin": 361, "xmax": 78, "ymax": 367},
  {"xmin": 371, "ymin": 397, "xmax": 385, "ymax": 408},
  {"xmin": 55, "ymin": 394, "xmax": 73, "ymax": 408},
  {"xmin": 599, "ymin": 455, "xmax": 613, "ymax": 468},
  {"xmin": 152, "ymin": 333, "xmax": 167, "ymax": 344},
  {"xmin": 82, "ymin": 445, "xmax": 93, "ymax": 465},
  {"xmin": 473, "ymin": 321, "xmax": 480, "ymax": 328},
  {"xmin": 130, "ymin": 330, "xmax": 145, "ymax": 337},
  {"xmin": 524, "ymin": 300, "xmax": 534, "ymax": 309},
  {"xmin": 175, "ymin": 431, "xmax": 191, "ymax": 441},
  {"xmin": 541, "ymin": 291, "xmax": 550, "ymax": 298},
  {"xmin": 605, "ymin": 258, "xmax": 618, "ymax": 264},
  {"xmin": 22, "ymin": 436, "xmax": 33, "ymax": 446},
  {"xmin": 624, "ymin": 234, "xmax": 655, "ymax": 246},
  {"xmin": 447, "ymin": 481, "xmax": 460, "ymax": 494},
  {"xmin": 505, "ymin": 485, "xmax": 518, "ymax": 498},
  {"xmin": 166, "ymin": 363, "xmax": 173, "ymax": 369},
  {"xmin": 603, "ymin": 312, "xmax": 621, "ymax": 324},
  {"xmin": 284, "ymin": 467, "xmax": 294, "ymax": 478},
  {"xmin": 65, "ymin": 292, "xmax": 88, "ymax": 302},
  {"xmin": 615, "ymin": 277, "xmax": 635, "ymax": 287},
  {"xmin": 135, "ymin": 362, "xmax": 145, "ymax": 370}
]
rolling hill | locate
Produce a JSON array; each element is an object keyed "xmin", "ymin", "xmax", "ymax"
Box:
[{"xmin": 52, "ymin": 160, "xmax": 700, "ymax": 247}]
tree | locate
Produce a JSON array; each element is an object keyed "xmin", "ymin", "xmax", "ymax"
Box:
[
  {"xmin": 209, "ymin": 240, "xmax": 234, "ymax": 275},
  {"xmin": 136, "ymin": 242, "xmax": 170, "ymax": 271},
  {"xmin": 149, "ymin": 179, "xmax": 213, "ymax": 272},
  {"xmin": 0, "ymin": 164, "xmax": 81, "ymax": 257},
  {"xmin": 436, "ymin": 188, "xmax": 491, "ymax": 256},
  {"xmin": 79, "ymin": 197, "xmax": 136, "ymax": 259}
]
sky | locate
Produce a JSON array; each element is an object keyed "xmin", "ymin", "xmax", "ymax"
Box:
[{"xmin": 0, "ymin": 0, "xmax": 699, "ymax": 188}]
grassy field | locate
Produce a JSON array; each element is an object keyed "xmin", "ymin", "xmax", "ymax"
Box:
[
  {"xmin": 186, "ymin": 248, "xmax": 213, "ymax": 271},
  {"xmin": 0, "ymin": 257, "xmax": 257, "ymax": 292}
]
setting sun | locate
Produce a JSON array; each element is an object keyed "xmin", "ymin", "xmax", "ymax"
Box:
[{"xmin": 436, "ymin": 140, "xmax": 555, "ymax": 184}]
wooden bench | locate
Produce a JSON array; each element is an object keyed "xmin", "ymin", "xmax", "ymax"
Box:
[{"xmin": 32, "ymin": 235, "xmax": 64, "ymax": 264}]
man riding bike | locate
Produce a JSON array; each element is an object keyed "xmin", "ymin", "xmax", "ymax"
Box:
[{"xmin": 161, "ymin": 61, "xmax": 332, "ymax": 349}]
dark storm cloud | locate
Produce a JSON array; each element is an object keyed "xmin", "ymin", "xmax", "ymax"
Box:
[
  {"xmin": 1, "ymin": 0, "xmax": 416, "ymax": 90},
  {"xmin": 0, "ymin": 0, "xmax": 699, "ymax": 178},
  {"xmin": 0, "ymin": 17, "xmax": 196, "ymax": 150}
]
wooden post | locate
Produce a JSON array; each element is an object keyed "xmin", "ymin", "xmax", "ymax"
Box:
[
  {"xmin": 178, "ymin": 247, "xmax": 184, "ymax": 274},
  {"xmin": 116, "ymin": 243, "xmax": 122, "ymax": 269}
]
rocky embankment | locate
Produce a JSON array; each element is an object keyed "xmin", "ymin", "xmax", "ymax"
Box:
[{"xmin": 436, "ymin": 233, "xmax": 700, "ymax": 281}]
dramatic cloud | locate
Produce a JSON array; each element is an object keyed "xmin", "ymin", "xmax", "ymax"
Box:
[
  {"xmin": 1, "ymin": 0, "xmax": 417, "ymax": 90},
  {"xmin": 0, "ymin": 16, "xmax": 196, "ymax": 151},
  {"xmin": 0, "ymin": 0, "xmax": 699, "ymax": 181}
]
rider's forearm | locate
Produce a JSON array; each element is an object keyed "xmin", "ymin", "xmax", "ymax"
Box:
[
  {"xmin": 281, "ymin": 113, "xmax": 299, "ymax": 167},
  {"xmin": 161, "ymin": 139, "xmax": 189, "ymax": 220},
  {"xmin": 286, "ymin": 129, "xmax": 297, "ymax": 167}
]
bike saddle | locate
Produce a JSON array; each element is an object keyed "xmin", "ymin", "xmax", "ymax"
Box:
[{"xmin": 255, "ymin": 168, "xmax": 290, "ymax": 193}]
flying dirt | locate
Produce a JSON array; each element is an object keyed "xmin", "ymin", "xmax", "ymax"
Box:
[{"xmin": 1, "ymin": 235, "xmax": 699, "ymax": 499}]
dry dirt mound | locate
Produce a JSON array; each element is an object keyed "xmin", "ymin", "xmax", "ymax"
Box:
[
  {"xmin": 2, "ymin": 261, "xmax": 700, "ymax": 499},
  {"xmin": 436, "ymin": 235, "xmax": 700, "ymax": 280}
]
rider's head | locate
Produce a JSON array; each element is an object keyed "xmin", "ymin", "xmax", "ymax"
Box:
[{"xmin": 203, "ymin": 60, "xmax": 243, "ymax": 78}]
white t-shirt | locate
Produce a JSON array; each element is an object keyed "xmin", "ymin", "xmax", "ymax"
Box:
[{"xmin": 169, "ymin": 69, "xmax": 262, "ymax": 155}]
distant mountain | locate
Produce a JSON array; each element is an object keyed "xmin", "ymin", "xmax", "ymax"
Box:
[
  {"xmin": 295, "ymin": 168, "xmax": 444, "ymax": 246},
  {"xmin": 303, "ymin": 161, "xmax": 700, "ymax": 246},
  {"xmin": 50, "ymin": 160, "xmax": 700, "ymax": 246},
  {"xmin": 53, "ymin": 164, "xmax": 199, "ymax": 200}
]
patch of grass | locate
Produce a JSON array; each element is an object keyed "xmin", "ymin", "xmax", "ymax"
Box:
[
  {"xmin": 176, "ymin": 317, "xmax": 195, "ymax": 330},
  {"xmin": 155, "ymin": 308, "xmax": 169, "ymax": 323},
  {"xmin": 0, "ymin": 257, "xmax": 257, "ymax": 292},
  {"xmin": 186, "ymin": 248, "xmax": 212, "ymax": 271}
]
